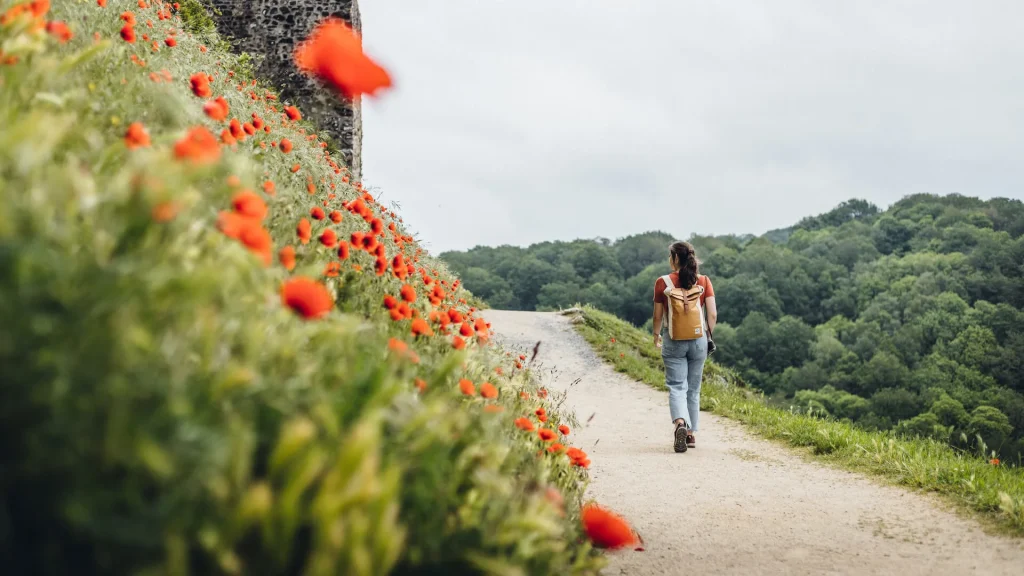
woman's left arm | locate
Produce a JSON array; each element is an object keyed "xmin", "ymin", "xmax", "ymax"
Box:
[{"xmin": 705, "ymin": 297, "xmax": 717, "ymax": 332}]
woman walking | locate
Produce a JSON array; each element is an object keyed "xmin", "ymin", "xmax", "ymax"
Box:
[{"xmin": 652, "ymin": 241, "xmax": 717, "ymax": 453}]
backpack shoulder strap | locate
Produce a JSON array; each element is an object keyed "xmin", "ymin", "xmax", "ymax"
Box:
[{"xmin": 660, "ymin": 274, "xmax": 675, "ymax": 292}]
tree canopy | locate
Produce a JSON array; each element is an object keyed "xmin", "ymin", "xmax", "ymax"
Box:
[{"xmin": 442, "ymin": 194, "xmax": 1024, "ymax": 462}]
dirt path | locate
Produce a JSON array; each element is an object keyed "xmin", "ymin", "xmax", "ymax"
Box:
[{"xmin": 485, "ymin": 310, "xmax": 1024, "ymax": 575}]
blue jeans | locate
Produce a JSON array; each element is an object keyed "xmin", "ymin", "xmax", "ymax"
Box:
[{"xmin": 661, "ymin": 333, "xmax": 707, "ymax": 431}]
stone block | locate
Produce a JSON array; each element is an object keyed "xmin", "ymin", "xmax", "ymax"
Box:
[{"xmin": 209, "ymin": 0, "xmax": 363, "ymax": 179}]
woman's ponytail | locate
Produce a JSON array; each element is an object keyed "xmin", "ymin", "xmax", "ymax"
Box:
[{"xmin": 670, "ymin": 241, "xmax": 700, "ymax": 289}]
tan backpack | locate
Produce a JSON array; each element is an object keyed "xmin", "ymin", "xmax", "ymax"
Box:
[{"xmin": 662, "ymin": 275, "xmax": 705, "ymax": 341}]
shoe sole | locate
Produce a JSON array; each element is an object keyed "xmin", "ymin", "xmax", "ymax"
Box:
[{"xmin": 674, "ymin": 427, "xmax": 688, "ymax": 453}]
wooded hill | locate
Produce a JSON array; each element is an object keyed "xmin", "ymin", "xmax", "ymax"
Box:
[{"xmin": 441, "ymin": 195, "xmax": 1024, "ymax": 461}]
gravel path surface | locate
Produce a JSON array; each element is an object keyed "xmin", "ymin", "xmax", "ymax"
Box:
[{"xmin": 485, "ymin": 310, "xmax": 1024, "ymax": 576}]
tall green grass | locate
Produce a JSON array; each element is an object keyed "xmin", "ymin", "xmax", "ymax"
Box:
[
  {"xmin": 570, "ymin": 306, "xmax": 1024, "ymax": 534},
  {"xmin": 0, "ymin": 2, "xmax": 602, "ymax": 574}
]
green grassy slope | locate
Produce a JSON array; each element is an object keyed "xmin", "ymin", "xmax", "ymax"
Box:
[
  {"xmin": 0, "ymin": 2, "xmax": 606, "ymax": 574},
  {"xmin": 571, "ymin": 306, "xmax": 1024, "ymax": 534}
]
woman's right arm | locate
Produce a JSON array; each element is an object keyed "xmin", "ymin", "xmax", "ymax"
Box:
[{"xmin": 653, "ymin": 302, "xmax": 664, "ymax": 348}]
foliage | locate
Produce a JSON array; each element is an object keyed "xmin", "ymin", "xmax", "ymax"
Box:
[
  {"xmin": 177, "ymin": 0, "xmax": 218, "ymax": 34},
  {"xmin": 0, "ymin": 2, "xmax": 604, "ymax": 574},
  {"xmin": 572, "ymin": 306, "xmax": 1024, "ymax": 535},
  {"xmin": 444, "ymin": 196, "xmax": 1024, "ymax": 462}
]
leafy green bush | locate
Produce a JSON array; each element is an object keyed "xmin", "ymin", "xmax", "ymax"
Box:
[{"xmin": 0, "ymin": 1, "xmax": 603, "ymax": 574}]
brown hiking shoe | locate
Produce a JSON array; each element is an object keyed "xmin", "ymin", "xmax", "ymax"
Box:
[{"xmin": 674, "ymin": 423, "xmax": 689, "ymax": 453}]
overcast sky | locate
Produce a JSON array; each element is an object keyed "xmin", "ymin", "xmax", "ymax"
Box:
[{"xmin": 358, "ymin": 0, "xmax": 1024, "ymax": 254}]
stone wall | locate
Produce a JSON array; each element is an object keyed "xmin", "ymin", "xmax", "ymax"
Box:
[{"xmin": 208, "ymin": 0, "xmax": 363, "ymax": 180}]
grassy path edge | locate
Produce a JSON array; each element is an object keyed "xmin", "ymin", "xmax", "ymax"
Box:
[{"xmin": 567, "ymin": 306, "xmax": 1024, "ymax": 536}]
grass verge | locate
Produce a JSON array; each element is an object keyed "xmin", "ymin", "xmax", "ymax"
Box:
[{"xmin": 570, "ymin": 305, "xmax": 1024, "ymax": 535}]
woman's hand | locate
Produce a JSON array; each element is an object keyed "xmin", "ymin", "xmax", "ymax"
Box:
[{"xmin": 654, "ymin": 334, "xmax": 662, "ymax": 349}]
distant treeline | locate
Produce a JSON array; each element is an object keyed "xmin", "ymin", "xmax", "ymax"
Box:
[{"xmin": 441, "ymin": 195, "xmax": 1024, "ymax": 461}]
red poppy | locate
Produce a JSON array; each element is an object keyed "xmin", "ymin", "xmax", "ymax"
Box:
[
  {"xmin": 310, "ymin": 207, "xmax": 325, "ymax": 220},
  {"xmin": 479, "ymin": 382, "xmax": 498, "ymax": 399},
  {"xmin": 124, "ymin": 122, "xmax": 150, "ymax": 149},
  {"xmin": 203, "ymin": 96, "xmax": 229, "ymax": 121},
  {"xmin": 281, "ymin": 277, "xmax": 333, "ymax": 319},
  {"xmin": 279, "ymin": 246, "xmax": 296, "ymax": 271},
  {"xmin": 566, "ymin": 447, "xmax": 590, "ymax": 468},
  {"xmin": 484, "ymin": 405, "xmax": 504, "ymax": 413},
  {"xmin": 383, "ymin": 295, "xmax": 398, "ymax": 310},
  {"xmin": 190, "ymin": 73, "xmax": 211, "ymax": 97},
  {"xmin": 388, "ymin": 337, "xmax": 410, "ymax": 354},
  {"xmin": 400, "ymin": 284, "xmax": 416, "ymax": 303},
  {"xmin": 46, "ymin": 21, "xmax": 72, "ymax": 43},
  {"xmin": 459, "ymin": 379, "xmax": 475, "ymax": 396},
  {"xmin": 323, "ymin": 261, "xmax": 341, "ymax": 277},
  {"xmin": 319, "ymin": 229, "xmax": 337, "ymax": 248},
  {"xmin": 229, "ymin": 118, "xmax": 245, "ymax": 140},
  {"xmin": 296, "ymin": 218, "xmax": 311, "ymax": 244},
  {"xmin": 262, "ymin": 180, "xmax": 276, "ymax": 195},
  {"xmin": 581, "ymin": 505, "xmax": 636, "ymax": 549},
  {"xmin": 294, "ymin": 17, "xmax": 392, "ymax": 99},
  {"xmin": 284, "ymin": 105, "xmax": 302, "ymax": 121},
  {"xmin": 348, "ymin": 231, "xmax": 364, "ymax": 249},
  {"xmin": 279, "ymin": 138, "xmax": 293, "ymax": 153},
  {"xmin": 336, "ymin": 241, "xmax": 350, "ymax": 260},
  {"xmin": 514, "ymin": 417, "xmax": 535, "ymax": 432},
  {"xmin": 451, "ymin": 335, "xmax": 466, "ymax": 350},
  {"xmin": 173, "ymin": 126, "xmax": 220, "ymax": 164},
  {"xmin": 558, "ymin": 425, "xmax": 570, "ymax": 436},
  {"xmin": 120, "ymin": 11, "xmax": 136, "ymax": 25},
  {"xmin": 239, "ymin": 224, "xmax": 273, "ymax": 266},
  {"xmin": 538, "ymin": 428, "xmax": 557, "ymax": 442},
  {"xmin": 29, "ymin": 0, "xmax": 49, "ymax": 15},
  {"xmin": 98, "ymin": 0, "xmax": 107, "ymax": 6},
  {"xmin": 459, "ymin": 322, "xmax": 473, "ymax": 337},
  {"xmin": 151, "ymin": 201, "xmax": 177, "ymax": 222},
  {"xmin": 164, "ymin": 36, "xmax": 176, "ymax": 47},
  {"xmin": 242, "ymin": 122, "xmax": 256, "ymax": 135},
  {"xmin": 411, "ymin": 318, "xmax": 434, "ymax": 337},
  {"xmin": 232, "ymin": 190, "xmax": 267, "ymax": 221},
  {"xmin": 216, "ymin": 211, "xmax": 247, "ymax": 239},
  {"xmin": 547, "ymin": 442, "xmax": 565, "ymax": 454}
]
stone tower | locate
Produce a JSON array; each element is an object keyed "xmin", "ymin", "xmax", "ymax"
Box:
[{"xmin": 208, "ymin": 0, "xmax": 364, "ymax": 180}]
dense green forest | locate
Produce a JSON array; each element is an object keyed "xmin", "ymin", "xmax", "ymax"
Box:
[{"xmin": 441, "ymin": 195, "xmax": 1024, "ymax": 461}]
